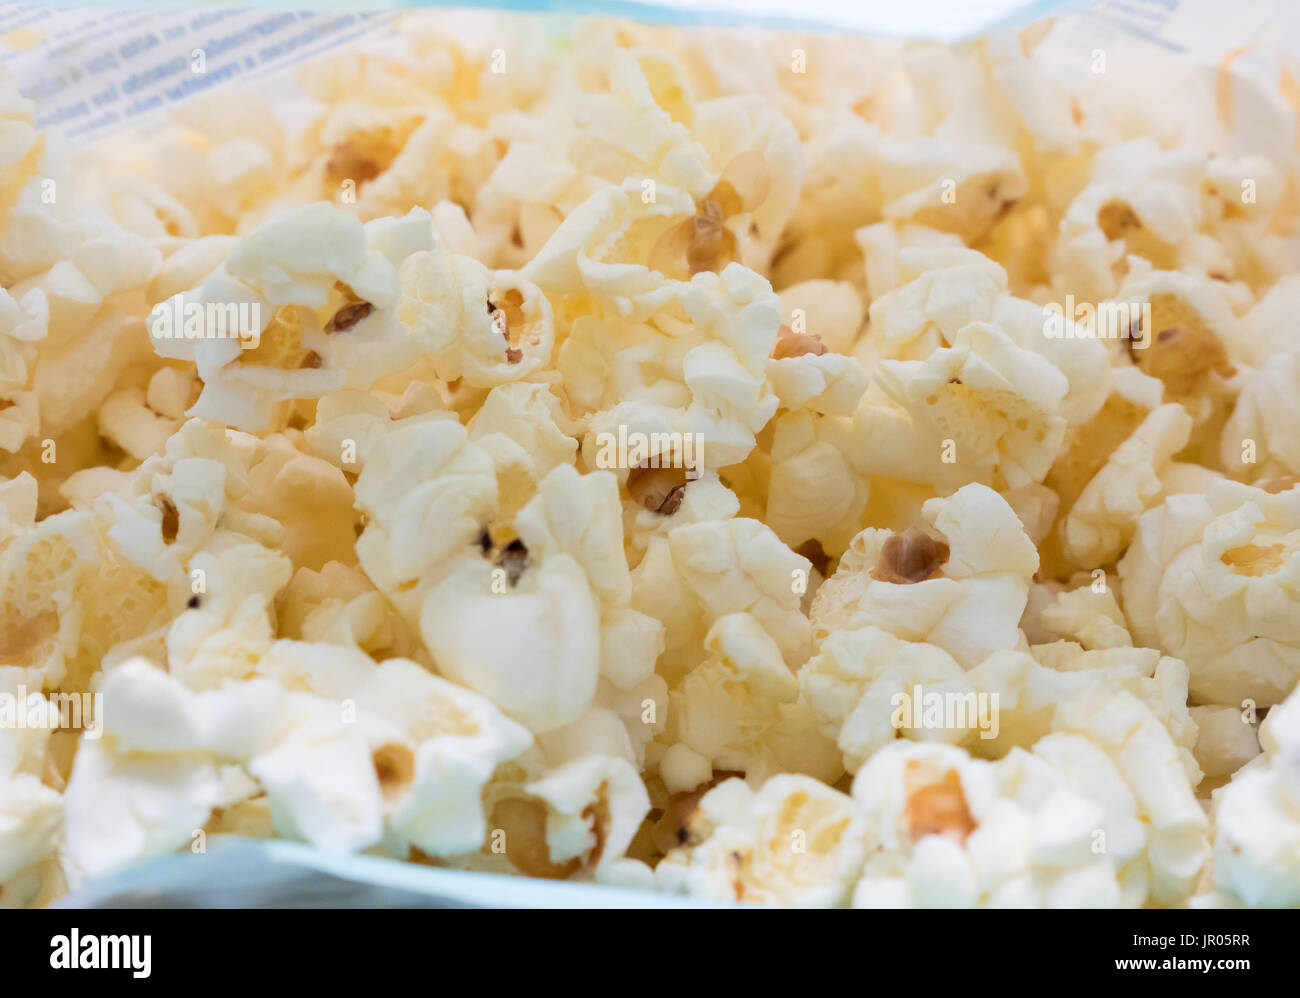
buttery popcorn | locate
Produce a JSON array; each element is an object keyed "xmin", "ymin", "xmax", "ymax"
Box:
[{"xmin": 3, "ymin": 8, "xmax": 1300, "ymax": 910}]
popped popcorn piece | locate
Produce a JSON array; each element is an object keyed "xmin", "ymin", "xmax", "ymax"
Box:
[
  {"xmin": 777, "ymin": 280, "xmax": 865, "ymax": 355},
  {"xmin": 64, "ymin": 737, "xmax": 232, "ymax": 878},
  {"xmin": 0, "ymin": 681, "xmax": 63, "ymax": 882},
  {"xmin": 354, "ymin": 658, "xmax": 533, "ymax": 856},
  {"xmin": 631, "ymin": 516, "xmax": 812, "ymax": 677},
  {"xmin": 850, "ymin": 733, "xmax": 1197, "ymax": 908},
  {"xmin": 660, "ymin": 612, "xmax": 802, "ymax": 778},
  {"xmin": 525, "ymin": 755, "xmax": 650, "ymax": 876},
  {"xmin": 1036, "ymin": 582, "xmax": 1133, "ymax": 650},
  {"xmin": 396, "ymin": 239, "xmax": 555, "ymax": 387},
  {"xmin": 1221, "ymin": 345, "xmax": 1300, "ymax": 478},
  {"xmin": 1209, "ymin": 686, "xmax": 1300, "ymax": 906},
  {"xmin": 800, "ymin": 625, "xmax": 974, "ymax": 773},
  {"xmin": 468, "ymin": 382, "xmax": 580, "ymax": 513},
  {"xmin": 1189, "ymin": 704, "xmax": 1259, "ymax": 784},
  {"xmin": 1119, "ymin": 479, "xmax": 1300, "ymax": 707},
  {"xmin": 853, "ymin": 248, "xmax": 1110, "ymax": 492},
  {"xmin": 353, "ymin": 413, "xmax": 498, "ymax": 591},
  {"xmin": 657, "ymin": 774, "xmax": 870, "ymax": 906},
  {"xmin": 764, "ymin": 409, "xmax": 871, "ymax": 551},
  {"xmin": 151, "ymin": 204, "xmax": 433, "ymax": 431},
  {"xmin": 811, "ymin": 484, "xmax": 1038, "ymax": 667},
  {"xmin": 1052, "ymin": 141, "xmax": 1288, "ymax": 304},
  {"xmin": 1060, "ymin": 403, "xmax": 1194, "ymax": 569}
]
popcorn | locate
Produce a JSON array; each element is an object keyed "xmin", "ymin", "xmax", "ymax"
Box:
[
  {"xmin": 810, "ymin": 484, "xmax": 1038, "ymax": 667},
  {"xmin": 0, "ymin": 685, "xmax": 63, "ymax": 882},
  {"xmin": 467, "ymin": 382, "xmax": 580, "ymax": 513},
  {"xmin": 868, "ymin": 321, "xmax": 1071, "ymax": 489},
  {"xmin": 1221, "ymin": 345, "xmax": 1300, "ymax": 478},
  {"xmin": 1061, "ymin": 403, "xmax": 1194, "ymax": 568},
  {"xmin": 97, "ymin": 387, "xmax": 181, "ymax": 462},
  {"xmin": 691, "ymin": 94, "xmax": 804, "ymax": 268},
  {"xmin": 766, "ymin": 350, "xmax": 869, "ymax": 418},
  {"xmin": 1189, "ymin": 704, "xmax": 1259, "ymax": 784},
  {"xmin": 151, "ymin": 204, "xmax": 433, "ymax": 431},
  {"xmin": 852, "ymin": 249, "xmax": 1110, "ymax": 493},
  {"xmin": 0, "ymin": 286, "xmax": 48, "ymax": 387},
  {"xmin": 1111, "ymin": 265, "xmax": 1240, "ymax": 419},
  {"xmin": 1119, "ymin": 479, "xmax": 1300, "ymax": 707},
  {"xmin": 849, "ymin": 734, "xmax": 1195, "ymax": 908},
  {"xmin": 163, "ymin": 535, "xmax": 291, "ymax": 690},
  {"xmin": 524, "ymin": 755, "xmax": 650, "ymax": 876},
  {"xmin": 0, "ymin": 770, "xmax": 62, "ymax": 883},
  {"xmin": 632, "ymin": 516, "xmax": 812, "ymax": 677},
  {"xmin": 874, "ymin": 132, "xmax": 1027, "ymax": 243},
  {"xmin": 1051, "ymin": 141, "xmax": 1289, "ymax": 304},
  {"xmin": 0, "ymin": 182, "xmax": 160, "ymax": 446},
  {"xmin": 556, "ymin": 263, "xmax": 782, "ymax": 471},
  {"xmin": 1053, "ymin": 141, "xmax": 1206, "ymax": 302},
  {"xmin": 777, "ymin": 280, "xmax": 865, "ymax": 356},
  {"xmin": 278, "ymin": 561, "xmax": 420, "ymax": 661},
  {"xmin": 764, "ymin": 410, "xmax": 871, "ymax": 551},
  {"xmin": 420, "ymin": 552, "xmax": 601, "ymax": 733},
  {"xmin": 0, "ymin": 508, "xmax": 101, "ymax": 690},
  {"xmin": 515, "ymin": 464, "xmax": 630, "ymax": 609},
  {"xmin": 67, "ymin": 653, "xmax": 534, "ymax": 871},
  {"xmin": 1035, "ymin": 583, "xmax": 1132, "ymax": 651},
  {"xmin": 353, "ymin": 413, "xmax": 498, "ymax": 590},
  {"xmin": 789, "ymin": 119, "xmax": 1026, "ymax": 280},
  {"xmin": 396, "ymin": 238, "xmax": 555, "ymax": 387},
  {"xmin": 657, "ymin": 774, "xmax": 870, "ymax": 906},
  {"xmin": 353, "ymin": 658, "xmax": 534, "ymax": 855},
  {"xmin": 64, "ymin": 737, "xmax": 231, "ymax": 879},
  {"xmin": 1209, "ymin": 686, "xmax": 1300, "ymax": 906},
  {"xmin": 8, "ymin": 10, "xmax": 1300, "ymax": 909},
  {"xmin": 567, "ymin": 48, "xmax": 712, "ymax": 199},
  {"xmin": 660, "ymin": 612, "xmax": 801, "ymax": 778},
  {"xmin": 800, "ymin": 625, "xmax": 974, "ymax": 772},
  {"xmin": 247, "ymin": 724, "xmax": 385, "ymax": 855}
]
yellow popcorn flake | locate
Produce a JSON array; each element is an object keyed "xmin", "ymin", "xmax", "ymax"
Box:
[{"xmin": 1133, "ymin": 293, "xmax": 1235, "ymax": 400}]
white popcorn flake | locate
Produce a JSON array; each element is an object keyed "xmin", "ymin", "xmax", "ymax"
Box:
[
  {"xmin": 1120, "ymin": 479, "xmax": 1300, "ymax": 707},
  {"xmin": 355, "ymin": 658, "xmax": 533, "ymax": 856},
  {"xmin": 354, "ymin": 414, "xmax": 498, "ymax": 587},
  {"xmin": 811, "ymin": 484, "xmax": 1036, "ymax": 668},
  {"xmin": 526, "ymin": 755, "xmax": 650, "ymax": 873},
  {"xmin": 63, "ymin": 735, "xmax": 227, "ymax": 879},
  {"xmin": 420, "ymin": 553, "xmax": 601, "ymax": 733},
  {"xmin": 1210, "ymin": 686, "xmax": 1300, "ymax": 907}
]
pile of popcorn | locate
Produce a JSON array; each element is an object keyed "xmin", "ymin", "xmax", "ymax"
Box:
[{"xmin": 3, "ymin": 13, "xmax": 1300, "ymax": 908}]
